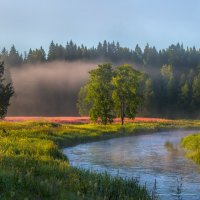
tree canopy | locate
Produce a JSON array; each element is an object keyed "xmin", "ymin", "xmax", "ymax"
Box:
[
  {"xmin": 112, "ymin": 65, "xmax": 141, "ymax": 125},
  {"xmin": 0, "ymin": 62, "xmax": 14, "ymax": 118},
  {"xmin": 78, "ymin": 64, "xmax": 141, "ymax": 124},
  {"xmin": 3, "ymin": 41, "xmax": 200, "ymax": 117}
]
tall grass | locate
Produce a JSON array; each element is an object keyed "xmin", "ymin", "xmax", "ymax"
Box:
[
  {"xmin": 0, "ymin": 119, "xmax": 199, "ymax": 199},
  {"xmin": 181, "ymin": 133, "xmax": 200, "ymax": 164}
]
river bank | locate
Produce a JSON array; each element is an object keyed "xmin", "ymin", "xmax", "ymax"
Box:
[
  {"xmin": 64, "ymin": 129, "xmax": 200, "ymax": 200},
  {"xmin": 0, "ymin": 119, "xmax": 200, "ymax": 199}
]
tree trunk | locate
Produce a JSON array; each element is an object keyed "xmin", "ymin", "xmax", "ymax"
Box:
[{"xmin": 121, "ymin": 102, "xmax": 124, "ymax": 125}]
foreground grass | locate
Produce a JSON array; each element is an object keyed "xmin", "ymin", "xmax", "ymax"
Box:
[{"xmin": 0, "ymin": 119, "xmax": 200, "ymax": 199}]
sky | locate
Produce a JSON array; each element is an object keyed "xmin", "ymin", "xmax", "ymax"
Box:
[{"xmin": 1, "ymin": 0, "xmax": 200, "ymax": 53}]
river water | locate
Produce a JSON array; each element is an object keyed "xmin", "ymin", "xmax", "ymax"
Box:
[{"xmin": 63, "ymin": 129, "xmax": 200, "ymax": 200}]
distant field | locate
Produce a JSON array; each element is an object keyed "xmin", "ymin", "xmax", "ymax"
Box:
[{"xmin": 5, "ymin": 116, "xmax": 172, "ymax": 123}]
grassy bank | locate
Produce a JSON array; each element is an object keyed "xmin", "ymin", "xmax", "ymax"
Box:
[
  {"xmin": 181, "ymin": 133, "xmax": 200, "ymax": 164},
  {"xmin": 0, "ymin": 119, "xmax": 200, "ymax": 199}
]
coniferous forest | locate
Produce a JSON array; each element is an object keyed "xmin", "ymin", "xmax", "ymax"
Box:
[{"xmin": 2, "ymin": 40, "xmax": 200, "ymax": 118}]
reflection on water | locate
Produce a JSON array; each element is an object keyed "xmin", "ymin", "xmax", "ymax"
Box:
[
  {"xmin": 63, "ymin": 129, "xmax": 200, "ymax": 200},
  {"xmin": 164, "ymin": 141, "xmax": 178, "ymax": 153}
]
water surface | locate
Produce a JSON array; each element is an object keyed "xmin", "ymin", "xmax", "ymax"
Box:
[{"xmin": 64, "ymin": 129, "xmax": 200, "ymax": 200}]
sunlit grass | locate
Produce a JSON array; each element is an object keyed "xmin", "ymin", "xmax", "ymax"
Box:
[
  {"xmin": 0, "ymin": 119, "xmax": 200, "ymax": 199},
  {"xmin": 181, "ymin": 133, "xmax": 200, "ymax": 164}
]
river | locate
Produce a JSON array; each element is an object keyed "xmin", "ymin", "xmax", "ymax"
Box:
[{"xmin": 63, "ymin": 129, "xmax": 200, "ymax": 200}]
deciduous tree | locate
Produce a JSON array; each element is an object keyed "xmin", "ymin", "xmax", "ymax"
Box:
[
  {"xmin": 78, "ymin": 64, "xmax": 114, "ymax": 124},
  {"xmin": 0, "ymin": 62, "xmax": 14, "ymax": 118},
  {"xmin": 112, "ymin": 65, "xmax": 141, "ymax": 125}
]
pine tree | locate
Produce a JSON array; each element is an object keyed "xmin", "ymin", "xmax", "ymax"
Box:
[
  {"xmin": 47, "ymin": 41, "xmax": 56, "ymax": 61},
  {"xmin": 7, "ymin": 45, "xmax": 23, "ymax": 66}
]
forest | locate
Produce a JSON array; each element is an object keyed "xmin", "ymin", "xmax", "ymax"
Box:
[{"xmin": 2, "ymin": 40, "xmax": 200, "ymax": 118}]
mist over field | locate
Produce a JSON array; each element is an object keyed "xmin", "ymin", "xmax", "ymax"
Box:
[
  {"xmin": 3, "ymin": 40, "xmax": 200, "ymax": 118},
  {"xmin": 7, "ymin": 61, "xmax": 98, "ymax": 116},
  {"xmin": 6, "ymin": 60, "xmax": 143, "ymax": 116}
]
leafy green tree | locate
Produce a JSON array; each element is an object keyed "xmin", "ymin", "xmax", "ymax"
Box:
[
  {"xmin": 78, "ymin": 64, "xmax": 114, "ymax": 124},
  {"xmin": 0, "ymin": 62, "xmax": 14, "ymax": 118},
  {"xmin": 112, "ymin": 65, "xmax": 141, "ymax": 125}
]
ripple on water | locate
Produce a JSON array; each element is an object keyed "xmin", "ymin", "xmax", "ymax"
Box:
[{"xmin": 64, "ymin": 129, "xmax": 200, "ymax": 200}]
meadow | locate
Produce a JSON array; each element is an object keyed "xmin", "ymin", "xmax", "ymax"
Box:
[{"xmin": 1, "ymin": 118, "xmax": 200, "ymax": 199}]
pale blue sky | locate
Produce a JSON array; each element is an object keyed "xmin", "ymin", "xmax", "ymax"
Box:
[{"xmin": 1, "ymin": 0, "xmax": 200, "ymax": 53}]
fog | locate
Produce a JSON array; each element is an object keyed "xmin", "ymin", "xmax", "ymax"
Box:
[{"xmin": 7, "ymin": 61, "xmax": 97, "ymax": 116}]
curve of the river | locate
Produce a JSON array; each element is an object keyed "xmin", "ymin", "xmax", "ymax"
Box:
[{"xmin": 63, "ymin": 129, "xmax": 200, "ymax": 200}]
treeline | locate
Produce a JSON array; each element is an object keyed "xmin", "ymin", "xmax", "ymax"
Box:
[
  {"xmin": 2, "ymin": 40, "xmax": 200, "ymax": 118},
  {"xmin": 1, "ymin": 41, "xmax": 200, "ymax": 69},
  {"xmin": 140, "ymin": 64, "xmax": 200, "ymax": 118}
]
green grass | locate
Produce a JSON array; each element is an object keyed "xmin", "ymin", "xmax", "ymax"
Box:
[
  {"xmin": 0, "ymin": 119, "xmax": 200, "ymax": 199},
  {"xmin": 181, "ymin": 133, "xmax": 200, "ymax": 164}
]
